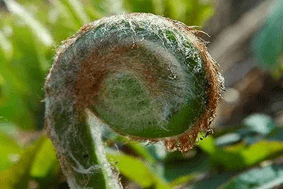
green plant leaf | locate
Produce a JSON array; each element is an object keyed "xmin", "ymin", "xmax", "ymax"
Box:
[
  {"xmin": 30, "ymin": 137, "xmax": 60, "ymax": 178},
  {"xmin": 66, "ymin": 0, "xmax": 91, "ymax": 23},
  {"xmin": 0, "ymin": 131, "xmax": 22, "ymax": 171},
  {"xmin": 243, "ymin": 114, "xmax": 275, "ymax": 135},
  {"xmin": 219, "ymin": 164, "xmax": 283, "ymax": 189},
  {"xmin": 162, "ymin": 0, "xmax": 215, "ymax": 26},
  {"xmin": 122, "ymin": 0, "xmax": 215, "ymax": 26},
  {"xmin": 0, "ymin": 120, "xmax": 19, "ymax": 136},
  {"xmin": 59, "ymin": 0, "xmax": 90, "ymax": 25},
  {"xmin": 50, "ymin": 0, "xmax": 81, "ymax": 30},
  {"xmin": 3, "ymin": 0, "xmax": 54, "ymax": 46},
  {"xmin": 193, "ymin": 172, "xmax": 235, "ymax": 189},
  {"xmin": 199, "ymin": 136, "xmax": 283, "ymax": 170},
  {"xmin": 164, "ymin": 150, "xmax": 210, "ymax": 181},
  {"xmin": 0, "ymin": 30, "xmax": 13, "ymax": 60},
  {"xmin": 252, "ymin": 0, "xmax": 283, "ymax": 73},
  {"xmin": 0, "ymin": 90, "xmax": 35, "ymax": 130},
  {"xmin": 106, "ymin": 149, "xmax": 170, "ymax": 189},
  {"xmin": 267, "ymin": 127, "xmax": 283, "ymax": 141},
  {"xmin": 0, "ymin": 21, "xmax": 47, "ymax": 130},
  {"xmin": 240, "ymin": 141, "xmax": 283, "ymax": 166},
  {"xmin": 127, "ymin": 141, "xmax": 156, "ymax": 165},
  {"xmin": 0, "ymin": 137, "xmax": 45, "ymax": 189},
  {"xmin": 199, "ymin": 137, "xmax": 245, "ymax": 170},
  {"xmin": 169, "ymin": 174, "xmax": 195, "ymax": 188},
  {"xmin": 123, "ymin": 0, "xmax": 155, "ymax": 13}
]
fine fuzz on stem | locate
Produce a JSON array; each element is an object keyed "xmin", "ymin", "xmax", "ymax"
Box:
[{"xmin": 45, "ymin": 13, "xmax": 223, "ymax": 188}]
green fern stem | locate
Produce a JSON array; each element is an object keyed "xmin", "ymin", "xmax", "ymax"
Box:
[{"xmin": 45, "ymin": 13, "xmax": 223, "ymax": 188}]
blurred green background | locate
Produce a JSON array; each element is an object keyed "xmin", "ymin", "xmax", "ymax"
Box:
[{"xmin": 0, "ymin": 0, "xmax": 283, "ymax": 188}]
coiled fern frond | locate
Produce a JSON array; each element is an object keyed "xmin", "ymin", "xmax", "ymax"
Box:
[{"xmin": 45, "ymin": 13, "xmax": 223, "ymax": 189}]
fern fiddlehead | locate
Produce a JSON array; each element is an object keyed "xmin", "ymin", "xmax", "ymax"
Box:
[{"xmin": 45, "ymin": 13, "xmax": 223, "ymax": 189}]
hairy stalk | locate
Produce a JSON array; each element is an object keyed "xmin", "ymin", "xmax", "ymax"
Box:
[{"xmin": 45, "ymin": 13, "xmax": 223, "ymax": 188}]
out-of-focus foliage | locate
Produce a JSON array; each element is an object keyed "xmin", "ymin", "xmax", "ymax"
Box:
[
  {"xmin": 0, "ymin": 132, "xmax": 22, "ymax": 171},
  {"xmin": 0, "ymin": 137, "xmax": 48, "ymax": 189},
  {"xmin": 123, "ymin": 0, "xmax": 214, "ymax": 26},
  {"xmin": 252, "ymin": 0, "xmax": 283, "ymax": 77},
  {"xmin": 107, "ymin": 148, "xmax": 170, "ymax": 189},
  {"xmin": 1, "ymin": 0, "xmax": 283, "ymax": 189},
  {"xmin": 219, "ymin": 164, "xmax": 283, "ymax": 189}
]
